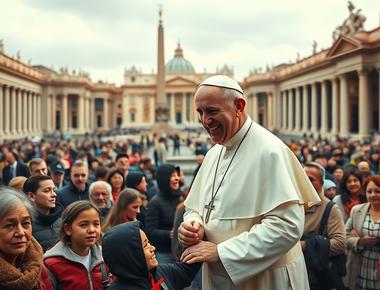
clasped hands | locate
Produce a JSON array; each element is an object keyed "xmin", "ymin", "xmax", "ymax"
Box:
[{"xmin": 178, "ymin": 220, "xmax": 219, "ymax": 264}]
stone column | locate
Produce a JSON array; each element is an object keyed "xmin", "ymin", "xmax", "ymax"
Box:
[
  {"xmin": 28, "ymin": 92, "xmax": 33, "ymax": 133},
  {"xmin": 37, "ymin": 94, "xmax": 41, "ymax": 132},
  {"xmin": 295, "ymin": 87, "xmax": 301, "ymax": 131},
  {"xmin": 331, "ymin": 78, "xmax": 339, "ymax": 135},
  {"xmin": 288, "ymin": 90, "xmax": 293, "ymax": 131},
  {"xmin": 311, "ymin": 82, "xmax": 318, "ymax": 133},
  {"xmin": 78, "ymin": 95, "xmax": 85, "ymax": 131},
  {"xmin": 252, "ymin": 93, "xmax": 258, "ymax": 122},
  {"xmin": 10, "ymin": 87, "xmax": 16, "ymax": 134},
  {"xmin": 22, "ymin": 91, "xmax": 27, "ymax": 134},
  {"xmin": 358, "ymin": 70, "xmax": 371, "ymax": 137},
  {"xmin": 267, "ymin": 92, "xmax": 273, "ymax": 129},
  {"xmin": 281, "ymin": 91, "xmax": 286, "ymax": 130},
  {"xmin": 33, "ymin": 93, "xmax": 38, "ymax": 133},
  {"xmin": 51, "ymin": 94, "xmax": 56, "ymax": 132},
  {"xmin": 16, "ymin": 89, "xmax": 22, "ymax": 135},
  {"xmin": 170, "ymin": 94, "xmax": 175, "ymax": 124},
  {"xmin": 339, "ymin": 74, "xmax": 349, "ymax": 136},
  {"xmin": 4, "ymin": 86, "xmax": 10, "ymax": 135},
  {"xmin": 61, "ymin": 94, "xmax": 68, "ymax": 131},
  {"xmin": 0, "ymin": 84, "xmax": 3, "ymax": 135},
  {"xmin": 320, "ymin": 80, "xmax": 328, "ymax": 134},
  {"xmin": 302, "ymin": 85, "xmax": 308, "ymax": 132},
  {"xmin": 103, "ymin": 98, "xmax": 108, "ymax": 128}
]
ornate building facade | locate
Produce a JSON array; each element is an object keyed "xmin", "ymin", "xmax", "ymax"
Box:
[
  {"xmin": 242, "ymin": 4, "xmax": 380, "ymax": 139},
  {"xmin": 0, "ymin": 16, "xmax": 233, "ymax": 141}
]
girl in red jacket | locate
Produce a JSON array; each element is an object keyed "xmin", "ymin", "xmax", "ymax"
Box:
[{"xmin": 44, "ymin": 201, "xmax": 110, "ymax": 290}]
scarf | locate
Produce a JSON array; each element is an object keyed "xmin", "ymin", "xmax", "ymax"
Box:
[
  {"xmin": 0, "ymin": 237, "xmax": 43, "ymax": 290},
  {"xmin": 149, "ymin": 273, "xmax": 165, "ymax": 290},
  {"xmin": 344, "ymin": 197, "xmax": 361, "ymax": 216}
]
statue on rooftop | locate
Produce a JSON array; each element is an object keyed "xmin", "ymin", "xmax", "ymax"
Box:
[{"xmin": 333, "ymin": 1, "xmax": 366, "ymax": 40}]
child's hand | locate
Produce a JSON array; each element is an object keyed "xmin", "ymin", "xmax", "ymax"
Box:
[{"xmin": 178, "ymin": 220, "xmax": 204, "ymax": 247}]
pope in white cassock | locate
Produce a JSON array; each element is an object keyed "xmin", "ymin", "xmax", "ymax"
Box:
[{"xmin": 178, "ymin": 75, "xmax": 321, "ymax": 290}]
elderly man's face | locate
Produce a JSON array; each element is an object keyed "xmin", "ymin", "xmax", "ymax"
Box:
[
  {"xmin": 90, "ymin": 185, "xmax": 109, "ymax": 209},
  {"xmin": 195, "ymin": 86, "xmax": 242, "ymax": 145},
  {"xmin": 304, "ymin": 166, "xmax": 323, "ymax": 194}
]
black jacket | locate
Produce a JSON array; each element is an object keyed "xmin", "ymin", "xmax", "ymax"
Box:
[
  {"xmin": 145, "ymin": 165, "xmax": 181, "ymax": 253},
  {"xmin": 102, "ymin": 221, "xmax": 200, "ymax": 290},
  {"xmin": 32, "ymin": 203, "xmax": 63, "ymax": 252},
  {"xmin": 57, "ymin": 182, "xmax": 90, "ymax": 208},
  {"xmin": 2, "ymin": 161, "xmax": 30, "ymax": 185}
]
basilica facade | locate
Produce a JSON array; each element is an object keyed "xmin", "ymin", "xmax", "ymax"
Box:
[{"xmin": 0, "ymin": 4, "xmax": 379, "ymax": 141}]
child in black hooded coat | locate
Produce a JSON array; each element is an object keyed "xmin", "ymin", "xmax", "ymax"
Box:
[{"xmin": 102, "ymin": 221, "xmax": 201, "ymax": 290}]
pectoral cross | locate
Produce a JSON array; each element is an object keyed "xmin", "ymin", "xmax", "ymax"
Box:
[{"xmin": 204, "ymin": 198, "xmax": 215, "ymax": 224}]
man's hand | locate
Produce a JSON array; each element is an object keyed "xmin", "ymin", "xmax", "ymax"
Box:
[
  {"xmin": 180, "ymin": 241, "xmax": 219, "ymax": 264},
  {"xmin": 178, "ymin": 220, "xmax": 205, "ymax": 247}
]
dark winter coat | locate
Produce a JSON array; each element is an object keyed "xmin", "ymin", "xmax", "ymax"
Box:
[
  {"xmin": 32, "ymin": 203, "xmax": 64, "ymax": 252},
  {"xmin": 144, "ymin": 165, "xmax": 181, "ymax": 253},
  {"xmin": 57, "ymin": 182, "xmax": 90, "ymax": 208},
  {"xmin": 102, "ymin": 221, "xmax": 201, "ymax": 290}
]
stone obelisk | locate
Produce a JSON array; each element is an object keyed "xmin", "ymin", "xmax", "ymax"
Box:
[{"xmin": 153, "ymin": 5, "xmax": 170, "ymax": 132}]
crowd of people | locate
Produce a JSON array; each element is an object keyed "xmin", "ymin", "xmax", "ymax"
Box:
[{"xmin": 0, "ymin": 74, "xmax": 380, "ymax": 290}]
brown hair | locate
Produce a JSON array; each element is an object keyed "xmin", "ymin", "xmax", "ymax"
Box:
[
  {"xmin": 59, "ymin": 200, "xmax": 101, "ymax": 245},
  {"xmin": 102, "ymin": 188, "xmax": 140, "ymax": 232},
  {"xmin": 363, "ymin": 175, "xmax": 380, "ymax": 191}
]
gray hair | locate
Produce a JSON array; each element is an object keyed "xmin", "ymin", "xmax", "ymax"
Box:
[
  {"xmin": 0, "ymin": 186, "xmax": 34, "ymax": 221},
  {"xmin": 305, "ymin": 162, "xmax": 326, "ymax": 183},
  {"xmin": 89, "ymin": 181, "xmax": 112, "ymax": 196},
  {"xmin": 72, "ymin": 160, "xmax": 88, "ymax": 169},
  {"xmin": 222, "ymin": 87, "xmax": 245, "ymax": 104}
]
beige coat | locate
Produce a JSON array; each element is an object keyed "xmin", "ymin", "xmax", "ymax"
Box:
[{"xmin": 345, "ymin": 202, "xmax": 370, "ymax": 290}]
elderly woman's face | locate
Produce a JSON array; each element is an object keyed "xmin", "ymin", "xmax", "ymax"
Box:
[{"xmin": 0, "ymin": 205, "xmax": 32, "ymax": 265}]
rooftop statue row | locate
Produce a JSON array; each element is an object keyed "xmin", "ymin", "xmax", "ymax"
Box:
[{"xmin": 332, "ymin": 1, "xmax": 366, "ymax": 40}]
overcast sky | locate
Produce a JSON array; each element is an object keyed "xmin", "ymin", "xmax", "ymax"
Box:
[{"xmin": 1, "ymin": 0, "xmax": 379, "ymax": 84}]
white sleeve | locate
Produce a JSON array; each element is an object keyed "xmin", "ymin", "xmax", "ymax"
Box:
[
  {"xmin": 183, "ymin": 207, "xmax": 204, "ymax": 226},
  {"xmin": 217, "ymin": 203, "xmax": 304, "ymax": 284}
]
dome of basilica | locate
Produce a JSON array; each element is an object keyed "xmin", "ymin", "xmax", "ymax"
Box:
[{"xmin": 166, "ymin": 43, "xmax": 195, "ymax": 74}]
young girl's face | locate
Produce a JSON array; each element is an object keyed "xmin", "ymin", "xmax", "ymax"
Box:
[
  {"xmin": 140, "ymin": 230, "xmax": 158, "ymax": 270},
  {"xmin": 64, "ymin": 208, "xmax": 101, "ymax": 256}
]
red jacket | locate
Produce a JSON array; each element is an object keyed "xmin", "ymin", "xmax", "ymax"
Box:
[{"xmin": 44, "ymin": 242, "xmax": 110, "ymax": 290}]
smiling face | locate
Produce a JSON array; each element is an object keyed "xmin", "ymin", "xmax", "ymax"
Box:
[
  {"xmin": 140, "ymin": 230, "xmax": 158, "ymax": 270},
  {"xmin": 28, "ymin": 179, "xmax": 56, "ymax": 214},
  {"xmin": 346, "ymin": 174, "xmax": 362, "ymax": 196},
  {"xmin": 64, "ymin": 208, "xmax": 101, "ymax": 256},
  {"xmin": 70, "ymin": 166, "xmax": 88, "ymax": 191},
  {"xmin": 169, "ymin": 171, "xmax": 180, "ymax": 192},
  {"xmin": 366, "ymin": 181, "xmax": 380, "ymax": 207},
  {"xmin": 0, "ymin": 205, "xmax": 32, "ymax": 265},
  {"xmin": 110, "ymin": 173, "xmax": 124, "ymax": 191},
  {"xmin": 195, "ymin": 86, "xmax": 245, "ymax": 145}
]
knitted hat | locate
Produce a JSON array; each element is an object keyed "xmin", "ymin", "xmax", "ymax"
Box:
[{"xmin": 323, "ymin": 179, "xmax": 336, "ymax": 191}]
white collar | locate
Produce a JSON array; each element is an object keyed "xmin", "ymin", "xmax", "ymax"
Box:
[{"xmin": 223, "ymin": 117, "xmax": 252, "ymax": 149}]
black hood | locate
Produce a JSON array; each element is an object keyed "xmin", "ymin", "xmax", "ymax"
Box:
[
  {"xmin": 126, "ymin": 172, "xmax": 145, "ymax": 190},
  {"xmin": 156, "ymin": 164, "xmax": 180, "ymax": 197},
  {"xmin": 102, "ymin": 221, "xmax": 150, "ymax": 286}
]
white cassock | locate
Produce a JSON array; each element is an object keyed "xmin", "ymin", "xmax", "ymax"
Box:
[{"xmin": 184, "ymin": 117, "xmax": 320, "ymax": 290}]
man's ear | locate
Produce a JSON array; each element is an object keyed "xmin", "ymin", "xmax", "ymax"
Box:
[{"xmin": 235, "ymin": 97, "xmax": 246, "ymax": 113}]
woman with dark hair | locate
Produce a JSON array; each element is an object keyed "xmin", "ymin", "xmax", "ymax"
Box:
[
  {"xmin": 23, "ymin": 175, "xmax": 63, "ymax": 252},
  {"xmin": 333, "ymin": 168, "xmax": 365, "ymax": 222},
  {"xmin": 102, "ymin": 188, "xmax": 142, "ymax": 232},
  {"xmin": 106, "ymin": 168, "xmax": 126, "ymax": 201},
  {"xmin": 0, "ymin": 187, "xmax": 52, "ymax": 289},
  {"xmin": 345, "ymin": 175, "xmax": 380, "ymax": 290},
  {"xmin": 145, "ymin": 164, "xmax": 182, "ymax": 264}
]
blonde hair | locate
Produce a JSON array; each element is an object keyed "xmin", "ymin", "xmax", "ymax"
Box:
[{"xmin": 8, "ymin": 176, "xmax": 28, "ymax": 191}]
